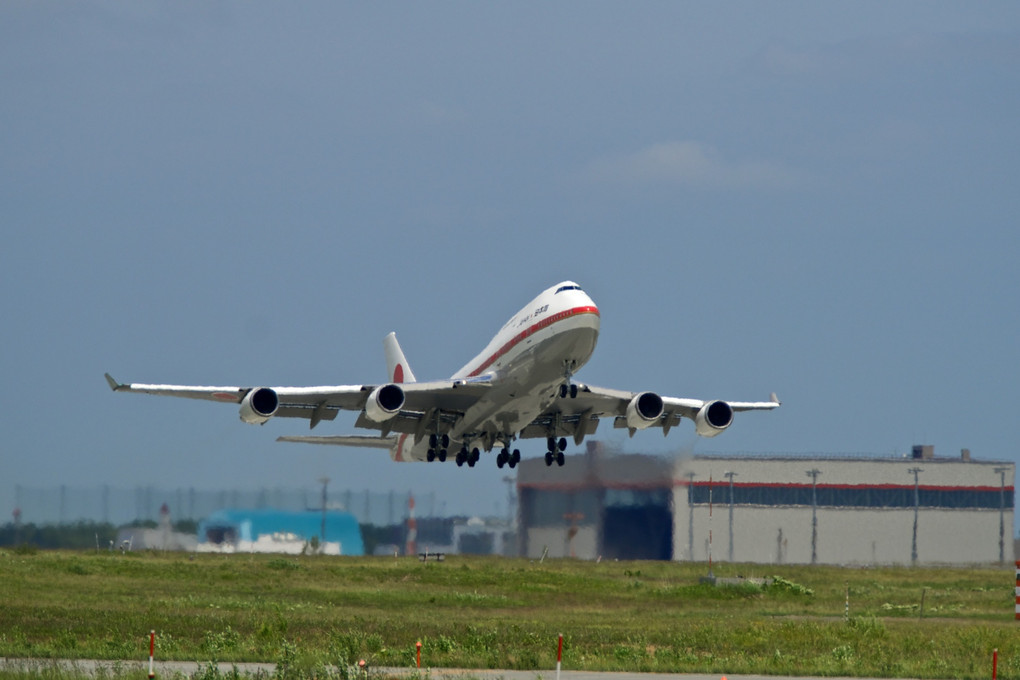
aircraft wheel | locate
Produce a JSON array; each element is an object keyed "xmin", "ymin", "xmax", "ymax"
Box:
[
  {"xmin": 427, "ymin": 449, "xmax": 436, "ymax": 462},
  {"xmin": 438, "ymin": 449, "xmax": 448, "ymax": 462},
  {"xmin": 546, "ymin": 437, "xmax": 556, "ymax": 452},
  {"xmin": 507, "ymin": 456, "xmax": 516, "ymax": 469},
  {"xmin": 429, "ymin": 434, "xmax": 438, "ymax": 448},
  {"xmin": 496, "ymin": 452, "xmax": 506, "ymax": 469},
  {"xmin": 456, "ymin": 448, "xmax": 467, "ymax": 466},
  {"xmin": 556, "ymin": 451, "xmax": 565, "ymax": 466},
  {"xmin": 559, "ymin": 384, "xmax": 568, "ymax": 398},
  {"xmin": 545, "ymin": 451, "xmax": 553, "ymax": 466},
  {"xmin": 441, "ymin": 434, "xmax": 450, "ymax": 448},
  {"xmin": 471, "ymin": 447, "xmax": 481, "ymax": 463},
  {"xmin": 512, "ymin": 449, "xmax": 521, "ymax": 464},
  {"xmin": 570, "ymin": 383, "xmax": 578, "ymax": 398},
  {"xmin": 558, "ymin": 437, "xmax": 567, "ymax": 452}
]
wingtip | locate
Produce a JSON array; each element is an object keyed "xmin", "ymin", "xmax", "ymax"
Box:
[
  {"xmin": 105, "ymin": 373, "xmax": 122, "ymax": 391},
  {"xmin": 770, "ymin": 392, "xmax": 781, "ymax": 405}
]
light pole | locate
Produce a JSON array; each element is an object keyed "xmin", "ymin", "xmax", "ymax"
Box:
[
  {"xmin": 502, "ymin": 475, "xmax": 516, "ymax": 528},
  {"xmin": 724, "ymin": 471, "xmax": 737, "ymax": 562},
  {"xmin": 994, "ymin": 467, "xmax": 1009, "ymax": 565},
  {"xmin": 319, "ymin": 476, "xmax": 330, "ymax": 544},
  {"xmin": 908, "ymin": 467, "xmax": 922, "ymax": 565},
  {"xmin": 806, "ymin": 469, "xmax": 821, "ymax": 565},
  {"xmin": 685, "ymin": 471, "xmax": 696, "ymax": 561}
]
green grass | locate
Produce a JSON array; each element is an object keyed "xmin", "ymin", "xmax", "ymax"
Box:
[{"xmin": 1, "ymin": 550, "xmax": 1017, "ymax": 679}]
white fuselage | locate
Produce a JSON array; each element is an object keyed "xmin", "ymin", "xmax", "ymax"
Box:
[{"xmin": 393, "ymin": 282, "xmax": 600, "ymax": 461}]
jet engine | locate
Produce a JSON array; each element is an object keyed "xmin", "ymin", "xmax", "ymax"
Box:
[
  {"xmin": 695, "ymin": 400, "xmax": 733, "ymax": 437},
  {"xmin": 239, "ymin": 387, "xmax": 279, "ymax": 425},
  {"xmin": 365, "ymin": 383, "xmax": 404, "ymax": 422},
  {"xmin": 625, "ymin": 391, "xmax": 664, "ymax": 430}
]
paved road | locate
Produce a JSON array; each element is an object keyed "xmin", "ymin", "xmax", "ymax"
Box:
[{"xmin": 0, "ymin": 658, "xmax": 916, "ymax": 680}]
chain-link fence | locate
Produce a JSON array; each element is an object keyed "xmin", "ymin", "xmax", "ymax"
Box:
[{"xmin": 8, "ymin": 485, "xmax": 449, "ymax": 526}]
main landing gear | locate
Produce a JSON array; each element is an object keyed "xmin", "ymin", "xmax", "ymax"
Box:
[
  {"xmin": 455, "ymin": 446, "xmax": 481, "ymax": 468},
  {"xmin": 426, "ymin": 433, "xmax": 450, "ymax": 462},
  {"xmin": 425, "ymin": 437, "xmax": 566, "ymax": 468},
  {"xmin": 544, "ymin": 436, "xmax": 566, "ymax": 466},
  {"xmin": 496, "ymin": 448, "xmax": 521, "ymax": 469}
]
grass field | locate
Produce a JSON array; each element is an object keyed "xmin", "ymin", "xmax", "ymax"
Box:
[{"xmin": 1, "ymin": 549, "xmax": 1017, "ymax": 679}]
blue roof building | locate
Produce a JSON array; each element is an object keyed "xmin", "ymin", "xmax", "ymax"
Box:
[{"xmin": 197, "ymin": 508, "xmax": 364, "ymax": 555}]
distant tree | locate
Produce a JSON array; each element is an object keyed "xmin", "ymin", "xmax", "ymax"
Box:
[
  {"xmin": 359, "ymin": 523, "xmax": 404, "ymax": 556},
  {"xmin": 173, "ymin": 519, "xmax": 199, "ymax": 534},
  {"xmin": 0, "ymin": 521, "xmax": 117, "ymax": 549}
]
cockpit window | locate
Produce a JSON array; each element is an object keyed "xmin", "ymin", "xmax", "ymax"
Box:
[{"xmin": 555, "ymin": 285, "xmax": 582, "ymax": 294}]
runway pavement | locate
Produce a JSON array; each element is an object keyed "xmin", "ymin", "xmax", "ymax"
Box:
[{"xmin": 0, "ymin": 657, "xmax": 917, "ymax": 680}]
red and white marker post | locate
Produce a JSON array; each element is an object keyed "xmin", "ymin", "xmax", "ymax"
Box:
[
  {"xmin": 416, "ymin": 641, "xmax": 422, "ymax": 668},
  {"xmin": 556, "ymin": 633, "xmax": 563, "ymax": 680},
  {"xmin": 148, "ymin": 630, "xmax": 155, "ymax": 679}
]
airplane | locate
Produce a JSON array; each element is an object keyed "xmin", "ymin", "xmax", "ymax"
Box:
[{"xmin": 106, "ymin": 281, "xmax": 779, "ymax": 469}]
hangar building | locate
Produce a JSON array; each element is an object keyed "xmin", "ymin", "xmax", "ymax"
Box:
[{"xmin": 516, "ymin": 443, "xmax": 1014, "ymax": 566}]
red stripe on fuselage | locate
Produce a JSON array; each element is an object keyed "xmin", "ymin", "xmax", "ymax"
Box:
[{"xmin": 466, "ymin": 305, "xmax": 599, "ymax": 378}]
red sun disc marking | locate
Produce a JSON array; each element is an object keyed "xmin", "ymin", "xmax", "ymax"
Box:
[{"xmin": 393, "ymin": 364, "xmax": 404, "ymax": 383}]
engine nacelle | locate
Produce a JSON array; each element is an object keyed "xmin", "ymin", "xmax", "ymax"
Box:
[
  {"xmin": 695, "ymin": 400, "xmax": 733, "ymax": 437},
  {"xmin": 365, "ymin": 383, "xmax": 404, "ymax": 422},
  {"xmin": 625, "ymin": 391, "xmax": 664, "ymax": 430},
  {"xmin": 239, "ymin": 387, "xmax": 279, "ymax": 425}
]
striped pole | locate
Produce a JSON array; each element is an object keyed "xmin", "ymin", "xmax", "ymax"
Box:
[
  {"xmin": 148, "ymin": 630, "xmax": 155, "ymax": 679},
  {"xmin": 1015, "ymin": 561, "xmax": 1019, "ymax": 620},
  {"xmin": 556, "ymin": 633, "xmax": 563, "ymax": 680}
]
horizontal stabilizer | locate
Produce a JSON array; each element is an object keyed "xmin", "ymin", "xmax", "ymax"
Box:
[{"xmin": 276, "ymin": 434, "xmax": 396, "ymax": 449}]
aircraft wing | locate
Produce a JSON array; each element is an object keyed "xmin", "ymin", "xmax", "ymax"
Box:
[
  {"xmin": 519, "ymin": 384, "xmax": 780, "ymax": 443},
  {"xmin": 104, "ymin": 373, "xmax": 492, "ymax": 430}
]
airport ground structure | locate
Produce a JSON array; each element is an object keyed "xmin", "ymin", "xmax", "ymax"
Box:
[{"xmin": 517, "ymin": 443, "xmax": 1015, "ymax": 567}]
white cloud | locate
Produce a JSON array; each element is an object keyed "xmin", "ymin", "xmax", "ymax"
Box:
[{"xmin": 583, "ymin": 141, "xmax": 804, "ymax": 191}]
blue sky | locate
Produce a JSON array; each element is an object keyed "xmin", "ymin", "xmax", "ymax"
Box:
[{"xmin": 2, "ymin": 2, "xmax": 1018, "ymax": 524}]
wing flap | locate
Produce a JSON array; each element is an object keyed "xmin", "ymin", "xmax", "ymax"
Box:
[
  {"xmin": 275, "ymin": 405, "xmax": 340, "ymax": 423},
  {"xmin": 277, "ymin": 435, "xmax": 397, "ymax": 449},
  {"xmin": 726, "ymin": 392, "xmax": 782, "ymax": 412}
]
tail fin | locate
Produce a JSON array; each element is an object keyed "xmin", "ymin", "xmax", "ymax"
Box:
[{"xmin": 383, "ymin": 332, "xmax": 417, "ymax": 384}]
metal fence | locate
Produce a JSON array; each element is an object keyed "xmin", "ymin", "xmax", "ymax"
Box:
[{"xmin": 8, "ymin": 485, "xmax": 449, "ymax": 527}]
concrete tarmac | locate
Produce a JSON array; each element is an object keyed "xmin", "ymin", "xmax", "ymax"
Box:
[{"xmin": 0, "ymin": 658, "xmax": 917, "ymax": 680}]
